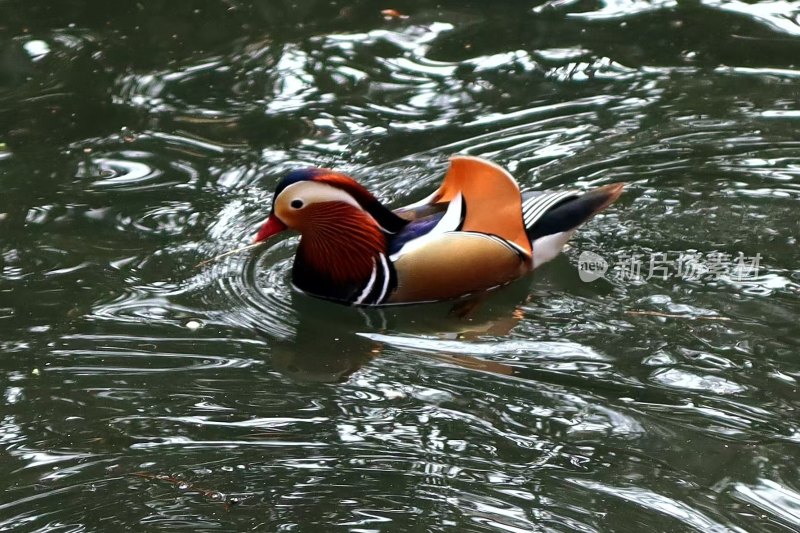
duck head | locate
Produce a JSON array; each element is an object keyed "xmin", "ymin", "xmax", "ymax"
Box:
[
  {"xmin": 253, "ymin": 168, "xmax": 407, "ymax": 297},
  {"xmin": 254, "ymin": 168, "xmax": 408, "ymax": 242}
]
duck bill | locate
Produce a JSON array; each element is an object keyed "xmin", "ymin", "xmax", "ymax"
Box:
[{"xmin": 253, "ymin": 215, "xmax": 287, "ymax": 243}]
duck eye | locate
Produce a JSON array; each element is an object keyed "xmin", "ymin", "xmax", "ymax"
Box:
[{"xmin": 290, "ymin": 199, "xmax": 304, "ymax": 209}]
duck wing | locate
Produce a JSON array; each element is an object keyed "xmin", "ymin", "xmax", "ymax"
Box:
[{"xmin": 394, "ymin": 156, "xmax": 531, "ymax": 257}]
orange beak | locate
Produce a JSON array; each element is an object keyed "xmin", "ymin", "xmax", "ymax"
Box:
[{"xmin": 253, "ymin": 214, "xmax": 287, "ymax": 243}]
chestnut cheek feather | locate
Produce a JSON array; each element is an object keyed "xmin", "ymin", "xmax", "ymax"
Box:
[
  {"xmin": 297, "ymin": 203, "xmax": 385, "ymax": 285},
  {"xmin": 253, "ymin": 215, "xmax": 288, "ymax": 243}
]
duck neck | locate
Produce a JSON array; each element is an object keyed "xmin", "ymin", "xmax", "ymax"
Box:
[{"xmin": 292, "ymin": 202, "xmax": 387, "ymax": 302}]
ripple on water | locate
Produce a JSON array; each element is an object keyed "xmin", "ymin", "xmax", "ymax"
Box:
[
  {"xmin": 729, "ymin": 479, "xmax": 800, "ymax": 528},
  {"xmin": 75, "ymin": 149, "xmax": 205, "ymax": 193},
  {"xmin": 189, "ymin": 239, "xmax": 299, "ymax": 340},
  {"xmin": 3, "ymin": 1, "xmax": 800, "ymax": 531},
  {"xmin": 49, "ymin": 332, "xmax": 263, "ymax": 375}
]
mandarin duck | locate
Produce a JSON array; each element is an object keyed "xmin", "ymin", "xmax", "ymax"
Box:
[{"xmin": 253, "ymin": 156, "xmax": 623, "ymax": 306}]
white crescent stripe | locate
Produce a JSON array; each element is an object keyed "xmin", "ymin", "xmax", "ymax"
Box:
[
  {"xmin": 375, "ymin": 254, "xmax": 391, "ymax": 304},
  {"xmin": 353, "ymin": 258, "xmax": 378, "ymax": 306}
]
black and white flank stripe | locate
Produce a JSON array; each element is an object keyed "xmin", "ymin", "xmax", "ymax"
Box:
[{"xmin": 353, "ymin": 253, "xmax": 396, "ymax": 306}]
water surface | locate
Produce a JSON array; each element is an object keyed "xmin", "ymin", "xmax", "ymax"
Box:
[{"xmin": 1, "ymin": 1, "xmax": 799, "ymax": 531}]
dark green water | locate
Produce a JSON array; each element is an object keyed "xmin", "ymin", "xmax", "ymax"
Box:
[{"xmin": 2, "ymin": 1, "xmax": 800, "ymax": 531}]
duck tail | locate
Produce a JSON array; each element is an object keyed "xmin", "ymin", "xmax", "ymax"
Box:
[{"xmin": 526, "ymin": 183, "xmax": 624, "ymax": 240}]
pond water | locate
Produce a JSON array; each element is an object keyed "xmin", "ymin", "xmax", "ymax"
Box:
[{"xmin": 1, "ymin": 1, "xmax": 799, "ymax": 531}]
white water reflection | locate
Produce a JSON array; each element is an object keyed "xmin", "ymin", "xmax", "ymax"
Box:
[
  {"xmin": 568, "ymin": 479, "xmax": 739, "ymax": 532},
  {"xmin": 732, "ymin": 479, "xmax": 800, "ymax": 527}
]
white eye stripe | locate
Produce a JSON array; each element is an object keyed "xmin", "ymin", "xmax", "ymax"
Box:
[{"xmin": 278, "ymin": 181, "xmax": 362, "ymax": 211}]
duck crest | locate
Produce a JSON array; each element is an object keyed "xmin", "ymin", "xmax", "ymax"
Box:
[
  {"xmin": 293, "ymin": 202, "xmax": 387, "ymax": 300},
  {"xmin": 314, "ymin": 172, "xmax": 407, "ymax": 234}
]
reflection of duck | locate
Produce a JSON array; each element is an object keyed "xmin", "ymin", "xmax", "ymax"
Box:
[
  {"xmin": 267, "ymin": 297, "xmax": 379, "ymax": 383},
  {"xmin": 253, "ymin": 156, "xmax": 623, "ymax": 306},
  {"xmin": 265, "ymin": 277, "xmax": 601, "ymax": 383},
  {"xmin": 267, "ymin": 294, "xmax": 527, "ymax": 383}
]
